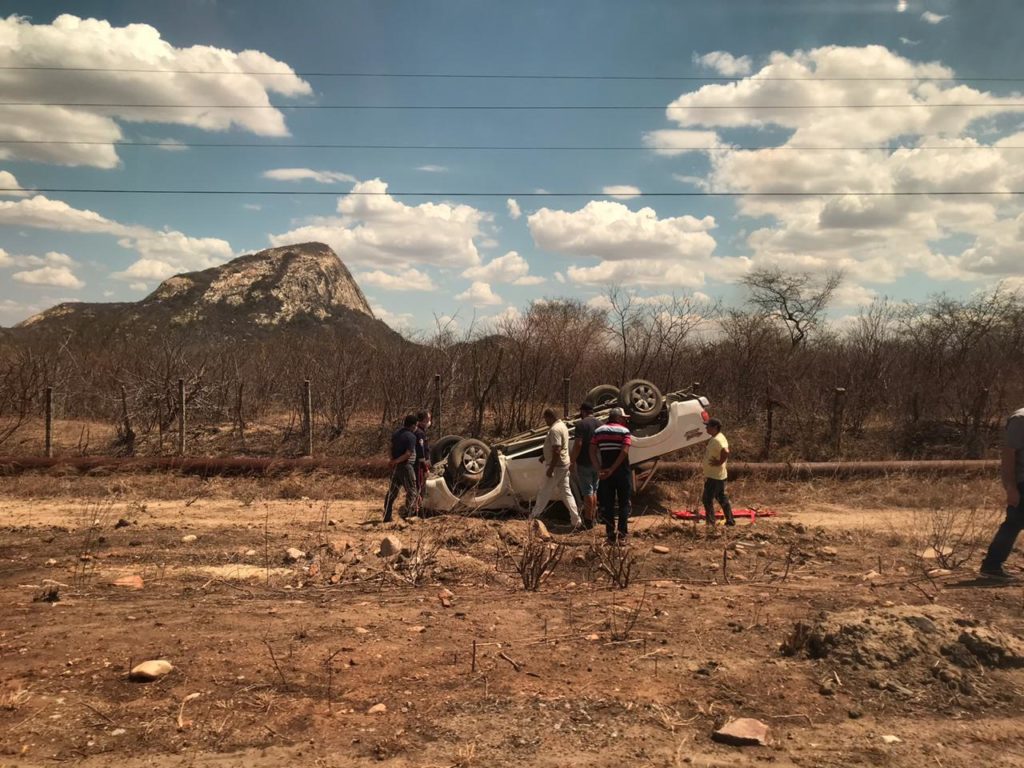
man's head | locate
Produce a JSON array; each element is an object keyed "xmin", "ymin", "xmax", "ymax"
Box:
[
  {"xmin": 706, "ymin": 417, "xmax": 722, "ymax": 437},
  {"xmin": 608, "ymin": 407, "xmax": 629, "ymax": 425},
  {"xmin": 416, "ymin": 409, "xmax": 432, "ymax": 429},
  {"xmin": 542, "ymin": 407, "xmax": 558, "ymax": 426},
  {"xmin": 403, "ymin": 414, "xmax": 418, "ymax": 429},
  {"xmin": 579, "ymin": 402, "xmax": 594, "ymax": 418}
]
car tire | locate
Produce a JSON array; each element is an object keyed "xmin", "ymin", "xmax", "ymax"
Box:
[
  {"xmin": 431, "ymin": 434, "xmax": 464, "ymax": 466},
  {"xmin": 585, "ymin": 384, "xmax": 621, "ymax": 408},
  {"xmin": 619, "ymin": 379, "xmax": 663, "ymax": 426},
  {"xmin": 449, "ymin": 438, "xmax": 491, "ymax": 482}
]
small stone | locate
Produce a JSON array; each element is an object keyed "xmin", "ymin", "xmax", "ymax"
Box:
[
  {"xmin": 378, "ymin": 535, "xmax": 403, "ymax": 558},
  {"xmin": 530, "ymin": 519, "xmax": 552, "ymax": 541},
  {"xmin": 819, "ymin": 679, "xmax": 837, "ymax": 696},
  {"xmin": 410, "ymin": 625, "xmax": 427, "ymax": 633},
  {"xmin": 881, "ymin": 734, "xmax": 902, "ymax": 745},
  {"xmin": 111, "ymin": 574, "xmax": 144, "ymax": 590},
  {"xmin": 862, "ymin": 570, "xmax": 881, "ymax": 581},
  {"xmin": 847, "ymin": 708, "xmax": 863, "ymax": 720},
  {"xmin": 45, "ymin": 558, "xmax": 57, "ymax": 566},
  {"xmin": 586, "ymin": 633, "xmax": 600, "ymax": 641},
  {"xmin": 284, "ymin": 547, "xmax": 306, "ymax": 563},
  {"xmin": 355, "ymin": 627, "xmax": 369, "ymax": 634},
  {"xmin": 244, "ymin": 549, "xmax": 257, "ymax": 557},
  {"xmin": 819, "ymin": 546, "xmax": 838, "ymax": 557},
  {"xmin": 918, "ymin": 545, "xmax": 952, "ymax": 560},
  {"xmin": 180, "ymin": 535, "xmax": 198, "ymax": 543},
  {"xmin": 114, "ymin": 519, "xmax": 131, "ymax": 529},
  {"xmin": 652, "ymin": 545, "xmax": 670, "ymax": 554},
  {"xmin": 129, "ymin": 660, "xmax": 173, "ymax": 682},
  {"xmin": 110, "ymin": 728, "xmax": 126, "ymax": 736},
  {"xmin": 712, "ymin": 718, "xmax": 770, "ymax": 747},
  {"xmin": 367, "ymin": 703, "xmax": 387, "ymax": 714}
]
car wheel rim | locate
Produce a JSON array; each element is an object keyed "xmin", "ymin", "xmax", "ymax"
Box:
[
  {"xmin": 630, "ymin": 385, "xmax": 658, "ymax": 413},
  {"xmin": 463, "ymin": 446, "xmax": 487, "ymax": 474}
]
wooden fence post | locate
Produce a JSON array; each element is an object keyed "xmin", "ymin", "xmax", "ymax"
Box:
[
  {"xmin": 562, "ymin": 376, "xmax": 571, "ymax": 419},
  {"xmin": 302, "ymin": 379, "xmax": 313, "ymax": 457},
  {"xmin": 434, "ymin": 373, "xmax": 443, "ymax": 435},
  {"xmin": 44, "ymin": 386, "xmax": 53, "ymax": 458},
  {"xmin": 830, "ymin": 387, "xmax": 847, "ymax": 458},
  {"xmin": 177, "ymin": 378, "xmax": 186, "ymax": 457}
]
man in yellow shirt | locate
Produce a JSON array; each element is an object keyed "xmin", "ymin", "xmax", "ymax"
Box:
[{"xmin": 702, "ymin": 418, "xmax": 735, "ymax": 527}]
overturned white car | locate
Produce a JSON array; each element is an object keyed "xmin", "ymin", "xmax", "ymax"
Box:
[{"xmin": 422, "ymin": 380, "xmax": 712, "ymax": 514}]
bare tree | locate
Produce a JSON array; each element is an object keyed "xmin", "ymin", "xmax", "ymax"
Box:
[{"xmin": 741, "ymin": 268, "xmax": 844, "ymax": 348}]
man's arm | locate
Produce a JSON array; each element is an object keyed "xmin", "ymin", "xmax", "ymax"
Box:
[
  {"xmin": 710, "ymin": 446, "xmax": 730, "ymax": 467},
  {"xmin": 1002, "ymin": 446, "xmax": 1020, "ymax": 508},
  {"xmin": 570, "ymin": 435, "xmax": 583, "ymax": 467},
  {"xmin": 589, "ymin": 442, "xmax": 600, "ymax": 471},
  {"xmin": 389, "ymin": 448, "xmax": 413, "ymax": 469},
  {"xmin": 603, "ymin": 444, "xmax": 630, "ymax": 478}
]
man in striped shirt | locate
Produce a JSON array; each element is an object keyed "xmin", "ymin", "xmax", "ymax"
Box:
[{"xmin": 589, "ymin": 407, "xmax": 633, "ymax": 545}]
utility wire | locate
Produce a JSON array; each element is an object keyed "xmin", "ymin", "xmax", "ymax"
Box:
[
  {"xmin": 3, "ymin": 101, "xmax": 1023, "ymax": 109},
  {"xmin": 5, "ymin": 188, "xmax": 1023, "ymax": 197},
  {"xmin": 3, "ymin": 65, "xmax": 1024, "ymax": 82},
  {"xmin": 1, "ymin": 139, "xmax": 1023, "ymax": 151}
]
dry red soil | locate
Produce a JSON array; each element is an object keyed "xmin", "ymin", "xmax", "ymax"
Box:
[{"xmin": 2, "ymin": 476, "xmax": 1024, "ymax": 767}]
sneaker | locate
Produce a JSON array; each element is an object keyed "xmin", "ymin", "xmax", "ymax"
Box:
[{"xmin": 980, "ymin": 565, "xmax": 1017, "ymax": 581}]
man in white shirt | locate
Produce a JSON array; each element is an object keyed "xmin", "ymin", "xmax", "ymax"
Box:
[
  {"xmin": 529, "ymin": 407, "xmax": 583, "ymax": 529},
  {"xmin": 980, "ymin": 407, "xmax": 1024, "ymax": 580}
]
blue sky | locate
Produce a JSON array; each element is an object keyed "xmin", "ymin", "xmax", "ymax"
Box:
[{"xmin": 1, "ymin": 0, "xmax": 1022, "ymax": 330}]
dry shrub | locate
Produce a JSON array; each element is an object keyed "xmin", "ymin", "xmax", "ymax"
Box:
[
  {"xmin": 593, "ymin": 541, "xmax": 643, "ymax": 588},
  {"xmin": 71, "ymin": 498, "xmax": 115, "ymax": 591},
  {"xmin": 390, "ymin": 520, "xmax": 451, "ymax": 586},
  {"xmin": 609, "ymin": 586, "xmax": 648, "ymax": 641},
  {"xmin": 910, "ymin": 506, "xmax": 998, "ymax": 571},
  {"xmin": 498, "ymin": 534, "xmax": 564, "ymax": 591}
]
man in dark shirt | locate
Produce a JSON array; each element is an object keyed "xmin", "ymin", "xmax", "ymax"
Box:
[
  {"xmin": 383, "ymin": 414, "xmax": 418, "ymax": 523},
  {"xmin": 589, "ymin": 407, "xmax": 633, "ymax": 545},
  {"xmin": 413, "ymin": 409, "xmax": 433, "ymax": 515},
  {"xmin": 980, "ymin": 407, "xmax": 1024, "ymax": 580},
  {"xmin": 571, "ymin": 402, "xmax": 601, "ymax": 528}
]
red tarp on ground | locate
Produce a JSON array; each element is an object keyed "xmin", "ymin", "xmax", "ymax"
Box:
[{"xmin": 671, "ymin": 507, "xmax": 777, "ymax": 522}]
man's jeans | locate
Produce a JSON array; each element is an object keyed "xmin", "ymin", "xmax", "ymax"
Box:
[
  {"xmin": 384, "ymin": 463, "xmax": 417, "ymax": 522},
  {"xmin": 981, "ymin": 482, "xmax": 1024, "ymax": 570},
  {"xmin": 702, "ymin": 478, "xmax": 735, "ymax": 525},
  {"xmin": 599, "ymin": 468, "xmax": 632, "ymax": 542}
]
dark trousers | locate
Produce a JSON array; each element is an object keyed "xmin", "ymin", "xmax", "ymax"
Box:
[
  {"xmin": 599, "ymin": 468, "xmax": 632, "ymax": 542},
  {"xmin": 384, "ymin": 463, "xmax": 417, "ymax": 522},
  {"xmin": 981, "ymin": 482, "xmax": 1024, "ymax": 569},
  {"xmin": 702, "ymin": 478, "xmax": 735, "ymax": 525}
]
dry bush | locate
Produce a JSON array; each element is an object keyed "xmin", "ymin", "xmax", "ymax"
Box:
[
  {"xmin": 390, "ymin": 520, "xmax": 451, "ymax": 586},
  {"xmin": 910, "ymin": 506, "xmax": 998, "ymax": 571},
  {"xmin": 593, "ymin": 541, "xmax": 644, "ymax": 588},
  {"xmin": 609, "ymin": 586, "xmax": 648, "ymax": 641},
  {"xmin": 498, "ymin": 534, "xmax": 564, "ymax": 591},
  {"xmin": 70, "ymin": 498, "xmax": 115, "ymax": 591}
]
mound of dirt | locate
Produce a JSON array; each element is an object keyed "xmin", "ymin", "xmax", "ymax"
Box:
[{"xmin": 782, "ymin": 605, "xmax": 1024, "ymax": 670}]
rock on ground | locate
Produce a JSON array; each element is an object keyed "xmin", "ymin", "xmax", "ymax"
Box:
[
  {"xmin": 782, "ymin": 605, "xmax": 1024, "ymax": 670},
  {"xmin": 130, "ymin": 660, "xmax": 173, "ymax": 682},
  {"xmin": 712, "ymin": 718, "xmax": 770, "ymax": 746},
  {"xmin": 379, "ymin": 535, "xmax": 403, "ymax": 558}
]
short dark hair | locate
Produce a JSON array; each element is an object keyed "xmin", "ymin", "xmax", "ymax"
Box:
[
  {"xmin": 542, "ymin": 407, "xmax": 558, "ymax": 420},
  {"xmin": 580, "ymin": 402, "xmax": 594, "ymax": 414},
  {"xmin": 403, "ymin": 414, "xmax": 418, "ymax": 428},
  {"xmin": 416, "ymin": 409, "xmax": 431, "ymax": 422},
  {"xmin": 707, "ymin": 418, "xmax": 722, "ymax": 430}
]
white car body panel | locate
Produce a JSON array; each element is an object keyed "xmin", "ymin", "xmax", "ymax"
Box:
[{"xmin": 422, "ymin": 396, "xmax": 711, "ymax": 514}]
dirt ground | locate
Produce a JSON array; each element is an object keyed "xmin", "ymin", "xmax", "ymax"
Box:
[{"xmin": 2, "ymin": 472, "xmax": 1024, "ymax": 767}]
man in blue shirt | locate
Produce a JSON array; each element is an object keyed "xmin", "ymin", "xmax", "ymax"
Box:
[
  {"xmin": 413, "ymin": 409, "xmax": 433, "ymax": 515},
  {"xmin": 384, "ymin": 414, "xmax": 418, "ymax": 523}
]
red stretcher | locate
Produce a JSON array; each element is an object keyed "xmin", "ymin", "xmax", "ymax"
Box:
[{"xmin": 671, "ymin": 507, "xmax": 777, "ymax": 522}]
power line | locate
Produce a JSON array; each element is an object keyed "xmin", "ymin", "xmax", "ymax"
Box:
[
  {"xmin": 3, "ymin": 65, "xmax": 1024, "ymax": 82},
  {"xmin": 3, "ymin": 101, "xmax": 1023, "ymax": 110},
  {"xmin": 3, "ymin": 139, "xmax": 1024, "ymax": 151},
  {"xmin": 5, "ymin": 187, "xmax": 1023, "ymax": 197}
]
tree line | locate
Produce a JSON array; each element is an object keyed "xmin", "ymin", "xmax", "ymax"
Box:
[{"xmin": 1, "ymin": 269, "xmax": 1022, "ymax": 461}]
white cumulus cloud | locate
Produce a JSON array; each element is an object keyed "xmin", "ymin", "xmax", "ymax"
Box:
[
  {"xmin": 456, "ymin": 281, "xmax": 502, "ymax": 306},
  {"xmin": 602, "ymin": 185, "xmax": 641, "ymax": 199},
  {"xmin": 921, "ymin": 11, "xmax": 948, "ymax": 24},
  {"xmin": 356, "ymin": 268, "xmax": 438, "ymax": 291},
  {"xmin": 462, "ymin": 251, "xmax": 544, "ymax": 285},
  {"xmin": 507, "ymin": 198, "xmax": 522, "ymax": 220},
  {"xmin": 13, "ymin": 265, "xmax": 84, "ymax": 289},
  {"xmin": 694, "ymin": 51, "xmax": 753, "ymax": 76},
  {"xmin": 263, "ymin": 168, "xmax": 357, "ymax": 184},
  {"xmin": 0, "ymin": 14, "xmax": 311, "ymax": 168},
  {"xmin": 270, "ymin": 178, "xmax": 490, "ymax": 270},
  {"xmin": 0, "ymin": 170, "xmax": 28, "ymax": 197}
]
